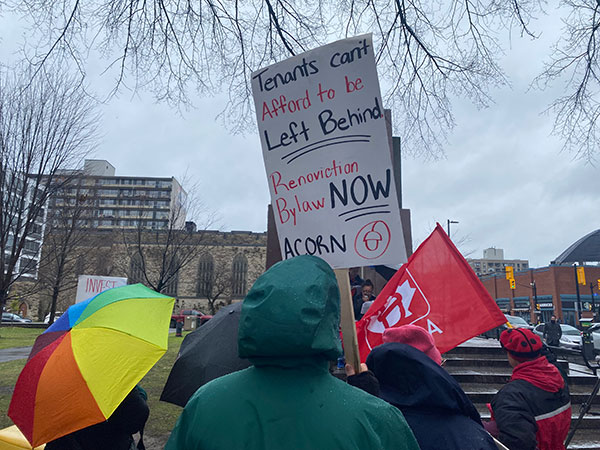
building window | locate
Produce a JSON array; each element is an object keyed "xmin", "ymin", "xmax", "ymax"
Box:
[
  {"xmin": 23, "ymin": 241, "xmax": 40, "ymax": 254},
  {"xmin": 197, "ymin": 253, "xmax": 214, "ymax": 297},
  {"xmin": 75, "ymin": 255, "xmax": 85, "ymax": 276},
  {"xmin": 163, "ymin": 258, "xmax": 179, "ymax": 297},
  {"xmin": 232, "ymin": 253, "xmax": 248, "ymax": 298},
  {"xmin": 129, "ymin": 253, "xmax": 145, "ymax": 284},
  {"xmin": 20, "ymin": 257, "xmax": 37, "ymax": 275}
]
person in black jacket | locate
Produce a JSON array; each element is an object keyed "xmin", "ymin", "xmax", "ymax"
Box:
[
  {"xmin": 543, "ymin": 315, "xmax": 562, "ymax": 347},
  {"xmin": 45, "ymin": 385, "xmax": 149, "ymax": 450},
  {"xmin": 349, "ymin": 325, "xmax": 496, "ymax": 450},
  {"xmin": 352, "ymin": 279, "xmax": 375, "ymax": 320}
]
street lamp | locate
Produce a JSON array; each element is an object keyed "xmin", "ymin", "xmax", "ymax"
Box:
[{"xmin": 447, "ymin": 220, "xmax": 459, "ymax": 238}]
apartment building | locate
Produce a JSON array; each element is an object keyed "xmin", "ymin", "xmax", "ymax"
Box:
[
  {"xmin": 467, "ymin": 247, "xmax": 529, "ymax": 277},
  {"xmin": 49, "ymin": 160, "xmax": 187, "ymax": 230},
  {"xmin": 0, "ymin": 166, "xmax": 47, "ymax": 281}
]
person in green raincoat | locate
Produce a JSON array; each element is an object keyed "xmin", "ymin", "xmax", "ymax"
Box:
[{"xmin": 165, "ymin": 255, "xmax": 419, "ymax": 450}]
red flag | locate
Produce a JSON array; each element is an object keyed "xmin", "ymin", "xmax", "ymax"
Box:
[{"xmin": 356, "ymin": 223, "xmax": 506, "ymax": 362}]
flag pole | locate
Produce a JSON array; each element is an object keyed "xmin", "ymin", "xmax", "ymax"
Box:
[{"xmin": 334, "ymin": 268, "xmax": 361, "ymax": 373}]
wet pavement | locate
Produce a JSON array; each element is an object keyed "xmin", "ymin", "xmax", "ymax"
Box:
[{"xmin": 0, "ymin": 346, "xmax": 31, "ymax": 363}]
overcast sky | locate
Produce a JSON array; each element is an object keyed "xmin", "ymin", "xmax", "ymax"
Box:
[{"xmin": 1, "ymin": 8, "xmax": 597, "ymax": 269}]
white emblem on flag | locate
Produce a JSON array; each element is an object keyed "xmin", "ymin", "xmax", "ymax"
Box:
[{"xmin": 364, "ymin": 269, "xmax": 433, "ymax": 351}]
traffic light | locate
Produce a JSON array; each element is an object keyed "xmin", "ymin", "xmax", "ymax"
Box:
[
  {"xmin": 597, "ymin": 279, "xmax": 600, "ymax": 291},
  {"xmin": 577, "ymin": 266, "xmax": 586, "ymax": 285},
  {"xmin": 505, "ymin": 266, "xmax": 514, "ymax": 280},
  {"xmin": 510, "ymin": 279, "xmax": 516, "ymax": 290}
]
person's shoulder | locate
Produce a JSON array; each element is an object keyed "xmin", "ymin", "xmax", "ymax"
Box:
[
  {"xmin": 494, "ymin": 379, "xmax": 533, "ymax": 404},
  {"xmin": 187, "ymin": 367, "xmax": 253, "ymax": 405},
  {"xmin": 339, "ymin": 377, "xmax": 402, "ymax": 415}
]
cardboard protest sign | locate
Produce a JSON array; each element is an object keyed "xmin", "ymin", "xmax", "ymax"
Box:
[
  {"xmin": 75, "ymin": 275, "xmax": 128, "ymax": 303},
  {"xmin": 252, "ymin": 34, "xmax": 407, "ymax": 269}
]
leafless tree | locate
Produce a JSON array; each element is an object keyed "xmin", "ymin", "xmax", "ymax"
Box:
[
  {"xmin": 36, "ymin": 179, "xmax": 95, "ymax": 324},
  {"xmin": 0, "ymin": 65, "xmax": 99, "ymax": 327},
  {"xmin": 4, "ymin": 0, "xmax": 545, "ymax": 157},
  {"xmin": 8, "ymin": 2, "xmax": 600, "ymax": 160},
  {"xmin": 198, "ymin": 255, "xmax": 232, "ymax": 314},
  {"xmin": 534, "ymin": 1, "xmax": 600, "ymax": 163},
  {"xmin": 122, "ymin": 183, "xmax": 216, "ymax": 295}
]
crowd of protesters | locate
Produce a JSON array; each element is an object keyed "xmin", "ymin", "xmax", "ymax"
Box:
[
  {"xmin": 166, "ymin": 256, "xmax": 572, "ymax": 450},
  {"xmin": 45, "ymin": 256, "xmax": 572, "ymax": 449}
]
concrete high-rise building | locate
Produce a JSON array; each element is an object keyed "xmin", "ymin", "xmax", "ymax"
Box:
[
  {"xmin": 2, "ymin": 177, "xmax": 46, "ymax": 280},
  {"xmin": 48, "ymin": 159, "xmax": 187, "ymax": 230},
  {"xmin": 467, "ymin": 247, "xmax": 529, "ymax": 277}
]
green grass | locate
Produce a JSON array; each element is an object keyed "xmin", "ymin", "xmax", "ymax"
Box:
[
  {"xmin": 0, "ymin": 358, "xmax": 28, "ymax": 429},
  {"xmin": 0, "ymin": 331, "xmax": 190, "ymax": 445},
  {"xmin": 0, "ymin": 327, "xmax": 44, "ymax": 349},
  {"xmin": 141, "ymin": 333, "xmax": 188, "ymax": 440}
]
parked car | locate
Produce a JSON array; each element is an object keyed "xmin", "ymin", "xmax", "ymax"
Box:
[
  {"xmin": 44, "ymin": 312, "xmax": 64, "ymax": 324},
  {"xmin": 1, "ymin": 312, "xmax": 32, "ymax": 323},
  {"xmin": 482, "ymin": 314, "xmax": 533, "ymax": 340},
  {"xmin": 170, "ymin": 309, "xmax": 212, "ymax": 328},
  {"xmin": 532, "ymin": 323, "xmax": 582, "ymax": 349}
]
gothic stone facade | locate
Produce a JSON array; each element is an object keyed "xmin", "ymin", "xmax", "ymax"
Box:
[{"xmin": 19, "ymin": 229, "xmax": 266, "ymax": 320}]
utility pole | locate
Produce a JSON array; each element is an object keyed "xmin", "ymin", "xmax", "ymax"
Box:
[
  {"xmin": 531, "ymin": 280, "xmax": 538, "ymax": 323},
  {"xmin": 574, "ymin": 264, "xmax": 582, "ymax": 322},
  {"xmin": 590, "ymin": 282, "xmax": 596, "ymax": 320}
]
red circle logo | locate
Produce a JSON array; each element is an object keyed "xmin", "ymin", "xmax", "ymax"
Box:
[{"xmin": 354, "ymin": 220, "xmax": 391, "ymax": 259}]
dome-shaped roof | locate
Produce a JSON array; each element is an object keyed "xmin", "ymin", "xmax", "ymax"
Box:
[{"xmin": 553, "ymin": 229, "xmax": 600, "ymax": 264}]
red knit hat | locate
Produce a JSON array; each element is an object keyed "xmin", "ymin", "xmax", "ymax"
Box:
[
  {"xmin": 382, "ymin": 325, "xmax": 443, "ymax": 365},
  {"xmin": 500, "ymin": 328, "xmax": 542, "ymax": 358}
]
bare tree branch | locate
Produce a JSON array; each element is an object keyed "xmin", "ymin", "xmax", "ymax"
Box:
[{"xmin": 0, "ymin": 64, "xmax": 99, "ymax": 326}]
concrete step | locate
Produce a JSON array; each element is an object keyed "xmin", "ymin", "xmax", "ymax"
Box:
[
  {"xmin": 466, "ymin": 390, "xmax": 600, "ymax": 406},
  {"xmin": 461, "ymin": 382, "xmax": 598, "ymax": 395},
  {"xmin": 476, "ymin": 404, "xmax": 600, "ymax": 429},
  {"xmin": 445, "ymin": 346, "xmax": 504, "ymax": 356},
  {"xmin": 567, "ymin": 429, "xmax": 600, "ymax": 449},
  {"xmin": 444, "ymin": 358, "xmax": 510, "ymax": 368},
  {"xmin": 448, "ymin": 370, "xmax": 598, "ymax": 386}
]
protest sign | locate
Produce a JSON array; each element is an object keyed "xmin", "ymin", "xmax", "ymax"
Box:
[
  {"xmin": 252, "ymin": 34, "xmax": 406, "ymax": 269},
  {"xmin": 75, "ymin": 275, "xmax": 128, "ymax": 303}
]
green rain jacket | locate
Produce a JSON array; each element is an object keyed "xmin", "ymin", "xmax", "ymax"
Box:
[{"xmin": 165, "ymin": 255, "xmax": 420, "ymax": 450}]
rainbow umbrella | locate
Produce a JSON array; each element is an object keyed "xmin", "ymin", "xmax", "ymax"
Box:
[
  {"xmin": 8, "ymin": 284, "xmax": 174, "ymax": 447},
  {"xmin": 0, "ymin": 426, "xmax": 45, "ymax": 449}
]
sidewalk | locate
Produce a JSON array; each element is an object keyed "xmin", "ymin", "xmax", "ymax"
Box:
[{"xmin": 0, "ymin": 346, "xmax": 31, "ymax": 363}]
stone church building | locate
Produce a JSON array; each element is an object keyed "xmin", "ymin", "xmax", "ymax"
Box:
[{"xmin": 15, "ymin": 229, "xmax": 266, "ymax": 320}]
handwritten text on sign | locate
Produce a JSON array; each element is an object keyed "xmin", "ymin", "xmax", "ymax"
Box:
[
  {"xmin": 252, "ymin": 35, "xmax": 406, "ymax": 268},
  {"xmin": 75, "ymin": 275, "xmax": 128, "ymax": 303}
]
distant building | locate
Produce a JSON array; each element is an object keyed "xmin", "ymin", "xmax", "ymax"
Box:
[
  {"xmin": 467, "ymin": 248, "xmax": 529, "ymax": 277},
  {"xmin": 20, "ymin": 229, "xmax": 267, "ymax": 320},
  {"xmin": 2, "ymin": 174, "xmax": 46, "ymax": 281},
  {"xmin": 478, "ymin": 231, "xmax": 600, "ymax": 327},
  {"xmin": 48, "ymin": 159, "xmax": 187, "ymax": 230},
  {"xmin": 480, "ymin": 265, "xmax": 600, "ymax": 327}
]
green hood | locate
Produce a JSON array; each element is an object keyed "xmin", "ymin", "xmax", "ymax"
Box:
[{"xmin": 238, "ymin": 255, "xmax": 342, "ymax": 365}]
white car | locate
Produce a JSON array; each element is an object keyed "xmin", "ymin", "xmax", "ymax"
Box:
[
  {"xmin": 44, "ymin": 312, "xmax": 63, "ymax": 324},
  {"xmin": 532, "ymin": 323, "xmax": 582, "ymax": 349}
]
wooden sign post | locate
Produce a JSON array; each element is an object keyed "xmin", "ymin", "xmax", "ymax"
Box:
[{"xmin": 334, "ymin": 268, "xmax": 361, "ymax": 373}]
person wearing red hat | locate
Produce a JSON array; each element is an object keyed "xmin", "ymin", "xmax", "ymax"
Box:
[{"xmin": 487, "ymin": 328, "xmax": 571, "ymax": 450}]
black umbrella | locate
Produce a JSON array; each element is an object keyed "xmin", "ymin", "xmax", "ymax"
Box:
[{"xmin": 160, "ymin": 302, "xmax": 251, "ymax": 407}]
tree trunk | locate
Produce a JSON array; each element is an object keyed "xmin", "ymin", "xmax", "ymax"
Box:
[{"xmin": 0, "ymin": 288, "xmax": 9, "ymax": 333}]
